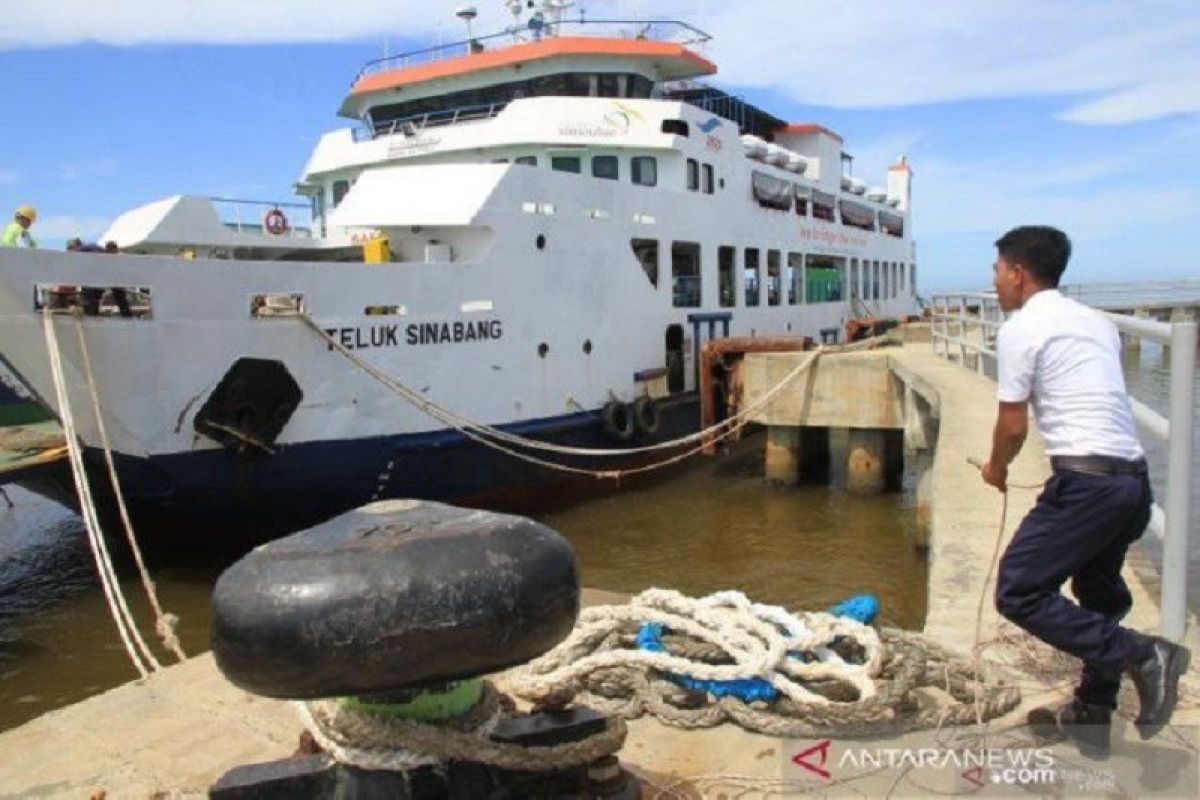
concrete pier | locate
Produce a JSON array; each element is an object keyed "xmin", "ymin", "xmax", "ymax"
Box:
[{"xmin": 1, "ymin": 337, "xmax": 1198, "ymax": 797}]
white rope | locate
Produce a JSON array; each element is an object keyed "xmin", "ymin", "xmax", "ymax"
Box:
[
  {"xmin": 509, "ymin": 588, "xmax": 884, "ymax": 707},
  {"xmin": 298, "ymin": 313, "xmax": 867, "ymax": 479},
  {"xmin": 73, "ymin": 315, "xmax": 187, "ymax": 662},
  {"xmin": 294, "ymin": 701, "xmax": 441, "ymax": 771},
  {"xmin": 42, "ymin": 310, "xmax": 158, "ymax": 677}
]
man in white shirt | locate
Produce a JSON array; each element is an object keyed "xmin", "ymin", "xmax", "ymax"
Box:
[{"xmin": 982, "ymin": 225, "xmax": 1189, "ymax": 752}]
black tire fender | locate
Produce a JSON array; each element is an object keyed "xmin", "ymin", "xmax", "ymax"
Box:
[
  {"xmin": 601, "ymin": 400, "xmax": 635, "ymax": 442},
  {"xmin": 632, "ymin": 395, "xmax": 661, "ymax": 436}
]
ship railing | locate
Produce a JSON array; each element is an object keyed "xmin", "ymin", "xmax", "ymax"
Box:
[
  {"xmin": 357, "ymin": 101, "xmax": 510, "ymax": 141},
  {"xmin": 932, "ymin": 292, "xmax": 1198, "ymax": 640},
  {"xmin": 1061, "ymin": 279, "xmax": 1200, "ymax": 311},
  {"xmin": 209, "ymin": 197, "xmax": 314, "ymax": 238},
  {"xmin": 352, "ymin": 19, "xmax": 712, "ymax": 85}
]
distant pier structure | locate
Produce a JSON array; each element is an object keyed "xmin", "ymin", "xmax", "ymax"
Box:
[{"xmin": 1062, "ymin": 279, "xmax": 1200, "ymax": 351}]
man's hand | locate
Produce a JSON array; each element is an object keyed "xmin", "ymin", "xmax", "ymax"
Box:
[{"xmin": 981, "ymin": 459, "xmax": 1008, "ymax": 492}]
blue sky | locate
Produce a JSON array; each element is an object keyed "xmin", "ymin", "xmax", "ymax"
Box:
[{"xmin": 1, "ymin": 0, "xmax": 1198, "ymax": 291}]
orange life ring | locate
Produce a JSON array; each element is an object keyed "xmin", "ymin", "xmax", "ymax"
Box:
[{"xmin": 264, "ymin": 208, "xmax": 288, "ymax": 236}]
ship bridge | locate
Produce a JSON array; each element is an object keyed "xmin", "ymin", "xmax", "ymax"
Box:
[{"xmin": 339, "ymin": 19, "xmax": 715, "ymax": 138}]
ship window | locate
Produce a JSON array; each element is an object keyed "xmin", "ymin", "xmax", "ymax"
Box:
[
  {"xmin": 767, "ymin": 250, "xmax": 781, "ymax": 306},
  {"xmin": 873, "ymin": 261, "xmax": 882, "ymax": 300},
  {"xmin": 702, "ymin": 163, "xmax": 714, "ymax": 195},
  {"xmin": 332, "ymin": 180, "xmax": 350, "ymax": 207},
  {"xmin": 626, "ymin": 75, "xmax": 654, "ymax": 98},
  {"xmin": 811, "ymin": 189, "xmax": 835, "ymax": 222},
  {"xmin": 795, "ymin": 185, "xmax": 810, "ymax": 217},
  {"xmin": 631, "ymin": 156, "xmax": 657, "ymax": 186},
  {"xmin": 744, "ymin": 248, "xmax": 760, "ymax": 307},
  {"xmin": 515, "ymin": 155, "xmax": 538, "ymax": 166},
  {"xmin": 850, "ymin": 258, "xmax": 861, "ymax": 301},
  {"xmin": 598, "ymin": 73, "xmax": 620, "ymax": 97},
  {"xmin": 719, "ymin": 246, "xmax": 736, "ymax": 307},
  {"xmin": 910, "ymin": 263, "xmax": 917, "ymax": 293},
  {"xmin": 552, "ymin": 156, "xmax": 582, "ymax": 173},
  {"xmin": 806, "ymin": 256, "xmax": 845, "ymax": 304},
  {"xmin": 686, "ymin": 159, "xmax": 700, "ymax": 192},
  {"xmin": 787, "ymin": 253, "xmax": 803, "ymax": 305},
  {"xmin": 631, "ymin": 238, "xmax": 658, "ymax": 288},
  {"xmin": 662, "ymin": 119, "xmax": 689, "ymax": 137},
  {"xmin": 592, "ymin": 155, "xmax": 619, "ymax": 180},
  {"xmin": 491, "ymin": 158, "xmax": 510, "ymax": 164},
  {"xmin": 671, "ymin": 241, "xmax": 702, "ymax": 308}
]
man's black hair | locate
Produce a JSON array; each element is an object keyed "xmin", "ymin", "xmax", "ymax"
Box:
[{"xmin": 994, "ymin": 226, "xmax": 1071, "ymax": 287}]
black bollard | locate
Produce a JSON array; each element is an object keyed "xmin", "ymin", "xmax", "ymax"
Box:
[{"xmin": 209, "ymin": 500, "xmax": 637, "ymax": 799}]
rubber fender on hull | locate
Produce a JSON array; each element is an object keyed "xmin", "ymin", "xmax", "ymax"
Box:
[
  {"xmin": 632, "ymin": 395, "xmax": 660, "ymax": 435},
  {"xmin": 194, "ymin": 358, "xmax": 303, "ymax": 452},
  {"xmin": 601, "ymin": 400, "xmax": 635, "ymax": 442}
]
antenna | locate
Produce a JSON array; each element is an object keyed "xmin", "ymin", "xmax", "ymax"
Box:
[{"xmin": 455, "ymin": 5, "xmax": 479, "ymax": 43}]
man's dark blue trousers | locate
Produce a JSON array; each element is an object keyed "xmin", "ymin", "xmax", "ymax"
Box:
[{"xmin": 995, "ymin": 468, "xmax": 1152, "ymax": 708}]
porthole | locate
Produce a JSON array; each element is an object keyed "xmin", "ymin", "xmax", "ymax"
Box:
[
  {"xmin": 583, "ymin": 339, "xmax": 593, "ymax": 354},
  {"xmin": 538, "ymin": 342, "xmax": 549, "ymax": 358},
  {"xmin": 536, "ymin": 234, "xmax": 547, "ymax": 250}
]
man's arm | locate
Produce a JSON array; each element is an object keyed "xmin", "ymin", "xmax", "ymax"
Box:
[{"xmin": 982, "ymin": 401, "xmax": 1028, "ymax": 491}]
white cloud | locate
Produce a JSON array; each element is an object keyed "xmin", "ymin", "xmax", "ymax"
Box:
[
  {"xmin": 59, "ymin": 159, "xmax": 118, "ymax": 182},
  {"xmin": 3, "ymin": 2, "xmax": 1196, "ymax": 125}
]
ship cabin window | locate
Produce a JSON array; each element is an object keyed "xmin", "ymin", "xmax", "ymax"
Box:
[
  {"xmin": 671, "ymin": 242, "xmax": 702, "ymax": 308},
  {"xmin": 702, "ymin": 163, "xmax": 715, "ymax": 195},
  {"xmin": 873, "ymin": 261, "xmax": 882, "ymax": 300},
  {"xmin": 767, "ymin": 250, "xmax": 782, "ymax": 306},
  {"xmin": 805, "ymin": 256, "xmax": 844, "ymax": 304},
  {"xmin": 515, "ymin": 155, "xmax": 538, "ymax": 166},
  {"xmin": 592, "ymin": 155, "xmax": 619, "ymax": 180},
  {"xmin": 552, "ymin": 156, "xmax": 582, "ymax": 174},
  {"xmin": 491, "ymin": 158, "xmax": 510, "ymax": 164},
  {"xmin": 332, "ymin": 180, "xmax": 351, "ymax": 208},
  {"xmin": 910, "ymin": 263, "xmax": 917, "ymax": 293},
  {"xmin": 849, "ymin": 258, "xmax": 861, "ymax": 301},
  {"xmin": 631, "ymin": 238, "xmax": 658, "ymax": 288},
  {"xmin": 662, "ymin": 119, "xmax": 690, "ymax": 137},
  {"xmin": 718, "ymin": 246, "xmax": 736, "ymax": 307},
  {"xmin": 862, "ymin": 261, "xmax": 872, "ymax": 300},
  {"xmin": 597, "ymin": 73, "xmax": 620, "ymax": 98},
  {"xmin": 787, "ymin": 253, "xmax": 803, "ymax": 305},
  {"xmin": 631, "ymin": 156, "xmax": 657, "ymax": 187},
  {"xmin": 686, "ymin": 159, "xmax": 700, "ymax": 192},
  {"xmin": 795, "ymin": 187, "xmax": 809, "ymax": 217},
  {"xmin": 882, "ymin": 261, "xmax": 890, "ymax": 299},
  {"xmin": 744, "ymin": 248, "xmax": 761, "ymax": 307}
]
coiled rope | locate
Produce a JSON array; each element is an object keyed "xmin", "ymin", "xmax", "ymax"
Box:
[
  {"xmin": 507, "ymin": 589, "xmax": 1022, "ymax": 738},
  {"xmin": 41, "ymin": 309, "xmax": 186, "ymax": 675},
  {"xmin": 300, "ymin": 313, "xmax": 888, "ymax": 479}
]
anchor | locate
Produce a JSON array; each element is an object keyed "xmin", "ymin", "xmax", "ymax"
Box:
[{"xmin": 208, "ymin": 500, "xmax": 638, "ymax": 799}]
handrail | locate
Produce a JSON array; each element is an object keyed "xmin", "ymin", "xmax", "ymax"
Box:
[
  {"xmin": 932, "ymin": 292, "xmax": 1198, "ymax": 640},
  {"xmin": 929, "ymin": 292, "xmax": 1004, "ymax": 377},
  {"xmin": 352, "ymin": 19, "xmax": 713, "ymax": 85}
]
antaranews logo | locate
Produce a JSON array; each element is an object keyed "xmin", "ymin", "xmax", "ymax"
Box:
[{"xmin": 789, "ymin": 740, "xmax": 1057, "ymax": 787}]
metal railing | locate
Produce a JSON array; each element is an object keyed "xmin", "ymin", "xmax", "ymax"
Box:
[
  {"xmin": 932, "ymin": 292, "xmax": 1198, "ymax": 639},
  {"xmin": 208, "ymin": 197, "xmax": 314, "ymax": 238},
  {"xmin": 1062, "ymin": 279, "xmax": 1200, "ymax": 311},
  {"xmin": 930, "ymin": 292, "xmax": 1005, "ymax": 377},
  {"xmin": 358, "ymin": 101, "xmax": 510, "ymax": 141},
  {"xmin": 352, "ymin": 19, "xmax": 712, "ymax": 84},
  {"xmin": 1106, "ymin": 311, "xmax": 1197, "ymax": 640}
]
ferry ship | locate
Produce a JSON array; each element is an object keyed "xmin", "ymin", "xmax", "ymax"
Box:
[{"xmin": 0, "ymin": 4, "xmax": 920, "ymax": 539}]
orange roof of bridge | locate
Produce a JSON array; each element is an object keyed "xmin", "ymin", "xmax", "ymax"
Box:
[{"xmin": 349, "ymin": 37, "xmax": 717, "ymax": 97}]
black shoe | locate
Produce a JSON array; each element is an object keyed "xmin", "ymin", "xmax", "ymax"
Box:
[
  {"xmin": 1027, "ymin": 699, "xmax": 1112, "ymax": 757},
  {"xmin": 1128, "ymin": 635, "xmax": 1192, "ymax": 740}
]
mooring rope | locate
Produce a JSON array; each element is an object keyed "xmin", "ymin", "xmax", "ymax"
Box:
[
  {"xmin": 506, "ymin": 589, "xmax": 1021, "ymax": 738},
  {"xmin": 73, "ymin": 315, "xmax": 186, "ymax": 662},
  {"xmin": 299, "ymin": 312, "xmax": 889, "ymax": 479},
  {"xmin": 297, "ymin": 681, "xmax": 627, "ymax": 772},
  {"xmin": 42, "ymin": 309, "xmax": 158, "ymax": 677}
]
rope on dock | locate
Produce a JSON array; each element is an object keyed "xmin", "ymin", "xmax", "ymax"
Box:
[
  {"xmin": 298, "ymin": 313, "xmax": 888, "ymax": 479},
  {"xmin": 507, "ymin": 589, "xmax": 1022, "ymax": 738},
  {"xmin": 297, "ymin": 681, "xmax": 627, "ymax": 772},
  {"xmin": 41, "ymin": 310, "xmax": 186, "ymax": 675}
]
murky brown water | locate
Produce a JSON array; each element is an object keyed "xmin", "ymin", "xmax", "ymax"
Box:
[{"xmin": 0, "ymin": 435, "xmax": 928, "ymax": 733}]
